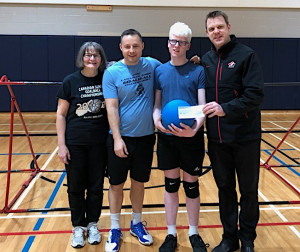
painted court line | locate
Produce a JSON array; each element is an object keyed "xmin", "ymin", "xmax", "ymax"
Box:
[
  {"xmin": 0, "ymin": 123, "xmax": 55, "ymax": 126},
  {"xmin": 268, "ymin": 131, "xmax": 300, "ymax": 152},
  {"xmin": 264, "ymin": 149, "xmax": 300, "ymax": 177},
  {"xmin": 260, "ymin": 157, "xmax": 300, "ymax": 239},
  {"xmin": 22, "ymin": 171, "xmax": 66, "ymax": 251},
  {"xmin": 3, "ymin": 131, "xmax": 299, "ymax": 248},
  {"xmin": 15, "ymin": 146, "xmax": 64, "ymax": 252},
  {"xmin": 0, "ymin": 152, "xmax": 50, "ymax": 156},
  {"xmin": 1, "ymin": 206, "xmax": 300, "ymax": 220},
  {"xmin": 1, "ymin": 221, "xmax": 300, "ymax": 237},
  {"xmin": 0, "ymin": 130, "xmax": 56, "ymax": 133},
  {"xmin": 262, "ymin": 111, "xmax": 299, "ymax": 115},
  {"xmin": 271, "ymin": 121, "xmax": 300, "ymax": 137},
  {"xmin": 8, "ymin": 146, "xmax": 58, "ymax": 216}
]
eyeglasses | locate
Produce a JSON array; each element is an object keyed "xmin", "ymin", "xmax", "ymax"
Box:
[
  {"xmin": 84, "ymin": 54, "xmax": 100, "ymax": 58},
  {"xmin": 168, "ymin": 39, "xmax": 189, "ymax": 46}
]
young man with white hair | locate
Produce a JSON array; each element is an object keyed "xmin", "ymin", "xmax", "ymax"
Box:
[{"xmin": 153, "ymin": 22, "xmax": 208, "ymax": 252}]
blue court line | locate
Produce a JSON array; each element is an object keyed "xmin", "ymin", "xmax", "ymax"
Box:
[
  {"xmin": 0, "ymin": 153, "xmax": 51, "ymax": 156},
  {"xmin": 263, "ymin": 150, "xmax": 300, "ymax": 177},
  {"xmin": 21, "ymin": 172, "xmax": 66, "ymax": 252}
]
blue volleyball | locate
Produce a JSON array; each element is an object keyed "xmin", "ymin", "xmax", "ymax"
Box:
[{"xmin": 161, "ymin": 99, "xmax": 195, "ymax": 129}]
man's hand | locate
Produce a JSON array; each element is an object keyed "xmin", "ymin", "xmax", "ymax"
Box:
[
  {"xmin": 114, "ymin": 138, "xmax": 129, "ymax": 158},
  {"xmin": 190, "ymin": 55, "xmax": 201, "ymax": 64},
  {"xmin": 203, "ymin": 102, "xmax": 225, "ymax": 118},
  {"xmin": 168, "ymin": 122, "xmax": 196, "ymax": 137},
  {"xmin": 154, "ymin": 114, "xmax": 172, "ymax": 134}
]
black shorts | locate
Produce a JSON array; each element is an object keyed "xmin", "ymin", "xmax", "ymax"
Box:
[
  {"xmin": 106, "ymin": 134, "xmax": 156, "ymax": 185},
  {"xmin": 157, "ymin": 130, "xmax": 205, "ymax": 176}
]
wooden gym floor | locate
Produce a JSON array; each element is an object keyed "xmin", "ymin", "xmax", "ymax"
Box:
[{"xmin": 0, "ymin": 110, "xmax": 299, "ymax": 251}]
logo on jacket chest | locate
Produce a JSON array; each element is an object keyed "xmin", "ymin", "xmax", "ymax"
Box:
[{"xmin": 228, "ymin": 61, "xmax": 236, "ymax": 68}]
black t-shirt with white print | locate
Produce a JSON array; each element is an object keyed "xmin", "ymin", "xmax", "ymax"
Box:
[{"xmin": 57, "ymin": 70, "xmax": 108, "ymax": 145}]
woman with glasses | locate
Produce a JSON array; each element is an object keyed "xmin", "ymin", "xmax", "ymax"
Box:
[{"xmin": 56, "ymin": 42, "xmax": 108, "ymax": 248}]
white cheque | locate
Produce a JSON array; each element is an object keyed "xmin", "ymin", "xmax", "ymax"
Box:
[{"xmin": 178, "ymin": 105, "xmax": 205, "ymax": 119}]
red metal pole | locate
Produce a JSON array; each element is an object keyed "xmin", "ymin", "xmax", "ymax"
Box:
[
  {"xmin": 263, "ymin": 117, "xmax": 300, "ymax": 165},
  {"xmin": 3, "ymin": 95, "xmax": 15, "ymax": 212},
  {"xmin": 261, "ymin": 116, "xmax": 300, "ymax": 196},
  {"xmin": 6, "ymin": 170, "xmax": 39, "ymax": 210},
  {"xmin": 0, "ymin": 75, "xmax": 41, "ymax": 213},
  {"xmin": 267, "ymin": 167, "xmax": 300, "ymax": 195},
  {"xmin": 6, "ymin": 85, "xmax": 40, "ymax": 172}
]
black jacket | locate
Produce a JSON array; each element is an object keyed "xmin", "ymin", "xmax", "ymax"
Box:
[{"xmin": 202, "ymin": 35, "xmax": 264, "ymax": 143}]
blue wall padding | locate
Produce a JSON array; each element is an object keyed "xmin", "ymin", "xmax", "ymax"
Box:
[{"xmin": 0, "ymin": 35, "xmax": 299, "ymax": 111}]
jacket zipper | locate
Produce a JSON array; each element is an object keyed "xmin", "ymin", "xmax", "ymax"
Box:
[{"xmin": 216, "ymin": 55, "xmax": 222, "ymax": 143}]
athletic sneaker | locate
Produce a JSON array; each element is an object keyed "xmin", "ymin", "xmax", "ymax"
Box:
[
  {"xmin": 87, "ymin": 222, "xmax": 101, "ymax": 245},
  {"xmin": 71, "ymin": 226, "xmax": 85, "ymax": 248},
  {"xmin": 105, "ymin": 228, "xmax": 122, "ymax": 252},
  {"xmin": 189, "ymin": 234, "xmax": 209, "ymax": 252},
  {"xmin": 130, "ymin": 221, "xmax": 153, "ymax": 245},
  {"xmin": 159, "ymin": 234, "xmax": 177, "ymax": 252}
]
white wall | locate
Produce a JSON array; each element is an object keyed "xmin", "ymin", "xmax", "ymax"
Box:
[
  {"xmin": 2, "ymin": 0, "xmax": 300, "ymax": 8},
  {"xmin": 0, "ymin": 4, "xmax": 300, "ymax": 37}
]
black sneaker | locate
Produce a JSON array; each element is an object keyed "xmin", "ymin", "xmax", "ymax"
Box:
[
  {"xmin": 159, "ymin": 234, "xmax": 177, "ymax": 252},
  {"xmin": 189, "ymin": 234, "xmax": 209, "ymax": 252},
  {"xmin": 241, "ymin": 241, "xmax": 255, "ymax": 252},
  {"xmin": 212, "ymin": 239, "xmax": 239, "ymax": 252}
]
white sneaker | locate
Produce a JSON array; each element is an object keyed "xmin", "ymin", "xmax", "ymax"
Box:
[
  {"xmin": 87, "ymin": 222, "xmax": 101, "ymax": 245},
  {"xmin": 71, "ymin": 226, "xmax": 85, "ymax": 248},
  {"xmin": 130, "ymin": 221, "xmax": 153, "ymax": 245},
  {"xmin": 105, "ymin": 229, "xmax": 122, "ymax": 252}
]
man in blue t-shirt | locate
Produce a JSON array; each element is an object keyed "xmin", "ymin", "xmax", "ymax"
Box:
[
  {"xmin": 103, "ymin": 29, "xmax": 161, "ymax": 252},
  {"xmin": 153, "ymin": 22, "xmax": 208, "ymax": 252}
]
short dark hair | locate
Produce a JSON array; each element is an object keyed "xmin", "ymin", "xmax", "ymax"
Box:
[
  {"xmin": 76, "ymin": 41, "xmax": 107, "ymax": 72},
  {"xmin": 120, "ymin": 29, "xmax": 143, "ymax": 43},
  {"xmin": 205, "ymin": 10, "xmax": 229, "ymax": 29}
]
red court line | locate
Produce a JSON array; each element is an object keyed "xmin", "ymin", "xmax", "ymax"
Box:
[{"xmin": 0, "ymin": 222, "xmax": 299, "ymax": 237}]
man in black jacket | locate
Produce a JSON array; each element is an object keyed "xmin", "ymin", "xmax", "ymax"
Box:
[{"xmin": 202, "ymin": 10, "xmax": 264, "ymax": 252}]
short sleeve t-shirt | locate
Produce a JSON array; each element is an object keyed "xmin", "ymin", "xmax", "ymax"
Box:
[
  {"xmin": 154, "ymin": 61, "xmax": 205, "ymax": 109},
  {"xmin": 57, "ymin": 70, "xmax": 108, "ymax": 145},
  {"xmin": 103, "ymin": 57, "xmax": 161, "ymax": 137}
]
